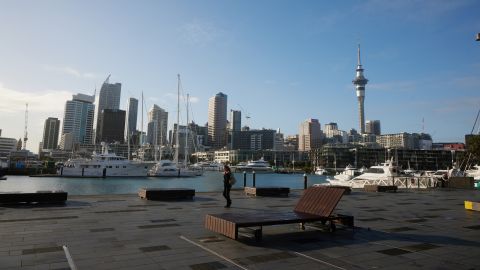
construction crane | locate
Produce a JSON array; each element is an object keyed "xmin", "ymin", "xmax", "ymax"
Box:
[{"xmin": 23, "ymin": 103, "xmax": 28, "ymax": 150}]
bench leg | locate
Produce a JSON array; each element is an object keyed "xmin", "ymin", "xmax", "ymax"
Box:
[
  {"xmin": 299, "ymin": 222, "xmax": 306, "ymax": 230},
  {"xmin": 252, "ymin": 227, "xmax": 262, "ymax": 241}
]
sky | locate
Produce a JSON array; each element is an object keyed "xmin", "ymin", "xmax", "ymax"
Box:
[{"xmin": 0, "ymin": 0, "xmax": 479, "ymax": 153}]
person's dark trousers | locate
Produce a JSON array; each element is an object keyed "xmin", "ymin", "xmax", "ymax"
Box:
[{"xmin": 223, "ymin": 183, "xmax": 232, "ymax": 207}]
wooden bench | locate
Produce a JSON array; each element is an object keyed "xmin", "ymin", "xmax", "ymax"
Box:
[
  {"xmin": 327, "ymin": 185, "xmax": 352, "ymax": 195},
  {"xmin": 244, "ymin": 186, "xmax": 290, "ymax": 197},
  {"xmin": 364, "ymin": 185, "xmax": 398, "ymax": 192},
  {"xmin": 0, "ymin": 191, "xmax": 68, "ymax": 204},
  {"xmin": 205, "ymin": 187, "xmax": 353, "ymax": 241},
  {"xmin": 138, "ymin": 188, "xmax": 195, "ymax": 201}
]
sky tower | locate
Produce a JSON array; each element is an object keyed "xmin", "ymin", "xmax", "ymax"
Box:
[{"xmin": 352, "ymin": 44, "xmax": 368, "ymax": 134}]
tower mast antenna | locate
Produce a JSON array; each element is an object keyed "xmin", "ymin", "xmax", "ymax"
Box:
[
  {"xmin": 352, "ymin": 44, "xmax": 368, "ymax": 134},
  {"xmin": 23, "ymin": 103, "xmax": 28, "ymax": 150}
]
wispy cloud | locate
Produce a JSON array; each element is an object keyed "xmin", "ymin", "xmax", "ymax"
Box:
[
  {"xmin": 180, "ymin": 20, "xmax": 222, "ymax": 46},
  {"xmin": 43, "ymin": 65, "xmax": 98, "ymax": 79},
  {"xmin": 0, "ymin": 83, "xmax": 72, "ymax": 114},
  {"xmin": 368, "ymin": 81, "xmax": 417, "ymax": 92},
  {"xmin": 433, "ymin": 97, "xmax": 480, "ymax": 114},
  {"xmin": 452, "ymin": 75, "xmax": 480, "ymax": 89},
  {"xmin": 166, "ymin": 92, "xmax": 200, "ymax": 104}
]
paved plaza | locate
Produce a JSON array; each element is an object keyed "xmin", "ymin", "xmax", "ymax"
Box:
[{"xmin": 0, "ymin": 188, "xmax": 479, "ymax": 270}]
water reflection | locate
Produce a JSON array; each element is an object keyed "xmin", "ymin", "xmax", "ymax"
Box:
[{"xmin": 0, "ymin": 172, "xmax": 328, "ymax": 195}]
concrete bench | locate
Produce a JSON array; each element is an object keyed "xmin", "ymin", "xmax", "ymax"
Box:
[
  {"xmin": 138, "ymin": 188, "xmax": 195, "ymax": 201},
  {"xmin": 0, "ymin": 191, "xmax": 68, "ymax": 204},
  {"xmin": 364, "ymin": 185, "xmax": 397, "ymax": 192},
  {"xmin": 244, "ymin": 186, "xmax": 290, "ymax": 197}
]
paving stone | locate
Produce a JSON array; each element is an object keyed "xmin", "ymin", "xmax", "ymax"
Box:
[{"xmin": 0, "ymin": 189, "xmax": 478, "ymax": 270}]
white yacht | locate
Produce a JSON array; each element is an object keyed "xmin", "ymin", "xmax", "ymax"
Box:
[
  {"xmin": 314, "ymin": 167, "xmax": 328, "ymax": 175},
  {"xmin": 328, "ymin": 165, "xmax": 364, "ymax": 183},
  {"xmin": 316, "ymin": 159, "xmax": 400, "ymax": 188},
  {"xmin": 149, "ymin": 160, "xmax": 198, "ymax": 177},
  {"xmin": 466, "ymin": 165, "xmax": 480, "ymax": 180},
  {"xmin": 232, "ymin": 158, "xmax": 273, "ymax": 172},
  {"xmin": 191, "ymin": 161, "xmax": 223, "ymax": 172},
  {"xmin": 58, "ymin": 145, "xmax": 153, "ymax": 177}
]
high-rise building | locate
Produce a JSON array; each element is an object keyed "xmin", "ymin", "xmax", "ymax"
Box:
[
  {"xmin": 298, "ymin": 119, "xmax": 322, "ymax": 151},
  {"xmin": 366, "ymin": 120, "xmax": 381, "ymax": 135},
  {"xmin": 147, "ymin": 105, "xmax": 168, "ymax": 146},
  {"xmin": 208, "ymin": 92, "xmax": 228, "ymax": 149},
  {"xmin": 96, "ymin": 77, "xmax": 121, "ymax": 142},
  {"xmin": 352, "ymin": 45, "xmax": 368, "ymax": 134},
  {"xmin": 0, "ymin": 136, "xmax": 17, "ymax": 159},
  {"xmin": 125, "ymin": 97, "xmax": 138, "ymax": 142},
  {"xmin": 97, "ymin": 109, "xmax": 126, "ymax": 143},
  {"xmin": 229, "ymin": 129, "xmax": 276, "ymax": 150},
  {"xmin": 62, "ymin": 93, "xmax": 95, "ymax": 145},
  {"xmin": 230, "ymin": 110, "xmax": 241, "ymax": 131},
  {"xmin": 42, "ymin": 117, "xmax": 60, "ymax": 150}
]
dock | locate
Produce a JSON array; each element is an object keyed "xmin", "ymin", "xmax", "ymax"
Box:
[{"xmin": 0, "ymin": 189, "xmax": 479, "ymax": 269}]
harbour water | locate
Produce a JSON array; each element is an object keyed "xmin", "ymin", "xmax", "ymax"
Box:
[{"xmin": 0, "ymin": 172, "xmax": 328, "ymax": 195}]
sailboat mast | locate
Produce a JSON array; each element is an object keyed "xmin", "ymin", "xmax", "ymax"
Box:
[
  {"xmin": 174, "ymin": 74, "xmax": 180, "ymax": 165},
  {"xmin": 184, "ymin": 94, "xmax": 189, "ymax": 167},
  {"xmin": 127, "ymin": 98, "xmax": 130, "ymax": 160}
]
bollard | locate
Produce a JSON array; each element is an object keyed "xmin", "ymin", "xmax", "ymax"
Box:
[
  {"xmin": 243, "ymin": 171, "xmax": 246, "ymax": 187},
  {"xmin": 303, "ymin": 174, "xmax": 307, "ymax": 189},
  {"xmin": 253, "ymin": 171, "xmax": 256, "ymax": 187}
]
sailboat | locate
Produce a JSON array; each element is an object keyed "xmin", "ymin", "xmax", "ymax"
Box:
[{"xmin": 148, "ymin": 75, "xmax": 200, "ymax": 177}]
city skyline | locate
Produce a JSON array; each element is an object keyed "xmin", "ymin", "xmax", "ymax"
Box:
[{"xmin": 0, "ymin": 1, "xmax": 479, "ymax": 153}]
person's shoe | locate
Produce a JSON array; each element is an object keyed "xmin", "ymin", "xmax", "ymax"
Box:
[{"xmin": 224, "ymin": 205, "xmax": 230, "ymax": 208}]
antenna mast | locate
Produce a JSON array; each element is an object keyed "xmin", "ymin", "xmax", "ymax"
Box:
[{"xmin": 23, "ymin": 103, "xmax": 28, "ymax": 150}]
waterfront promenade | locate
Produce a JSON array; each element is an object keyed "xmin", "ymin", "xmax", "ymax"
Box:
[{"xmin": 0, "ymin": 188, "xmax": 479, "ymax": 270}]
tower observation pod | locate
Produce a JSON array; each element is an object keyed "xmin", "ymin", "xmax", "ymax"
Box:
[{"xmin": 352, "ymin": 44, "xmax": 368, "ymax": 134}]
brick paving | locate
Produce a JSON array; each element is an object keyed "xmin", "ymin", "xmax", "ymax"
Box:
[{"xmin": 0, "ymin": 188, "xmax": 479, "ymax": 270}]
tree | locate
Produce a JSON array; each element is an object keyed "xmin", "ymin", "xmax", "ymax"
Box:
[
  {"xmin": 16, "ymin": 138, "xmax": 22, "ymax": 150},
  {"xmin": 465, "ymin": 134, "xmax": 480, "ymax": 162}
]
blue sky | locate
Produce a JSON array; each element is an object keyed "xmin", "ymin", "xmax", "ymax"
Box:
[{"xmin": 0, "ymin": 0, "xmax": 479, "ymax": 152}]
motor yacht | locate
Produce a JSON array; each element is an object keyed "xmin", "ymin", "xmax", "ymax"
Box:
[
  {"xmin": 232, "ymin": 158, "xmax": 272, "ymax": 173},
  {"xmin": 149, "ymin": 160, "xmax": 198, "ymax": 177},
  {"xmin": 58, "ymin": 144, "xmax": 153, "ymax": 177},
  {"xmin": 316, "ymin": 159, "xmax": 400, "ymax": 188},
  {"xmin": 314, "ymin": 167, "xmax": 328, "ymax": 175}
]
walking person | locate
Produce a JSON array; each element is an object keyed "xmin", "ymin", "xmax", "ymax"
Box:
[{"xmin": 223, "ymin": 165, "xmax": 232, "ymax": 208}]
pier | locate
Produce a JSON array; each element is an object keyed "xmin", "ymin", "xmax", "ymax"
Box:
[{"xmin": 0, "ymin": 189, "xmax": 479, "ymax": 269}]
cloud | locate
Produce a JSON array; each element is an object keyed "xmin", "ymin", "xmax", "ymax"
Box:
[
  {"xmin": 433, "ymin": 97, "xmax": 480, "ymax": 114},
  {"xmin": 43, "ymin": 65, "xmax": 98, "ymax": 79},
  {"xmin": 368, "ymin": 81, "xmax": 417, "ymax": 92},
  {"xmin": 0, "ymin": 83, "xmax": 74, "ymax": 151},
  {"xmin": 164, "ymin": 92, "xmax": 199, "ymax": 103},
  {"xmin": 0, "ymin": 83, "xmax": 72, "ymax": 114},
  {"xmin": 452, "ymin": 76, "xmax": 480, "ymax": 89},
  {"xmin": 181, "ymin": 20, "xmax": 221, "ymax": 46}
]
